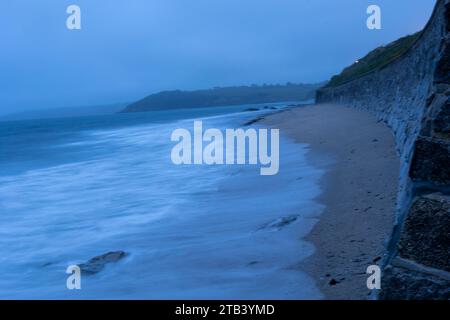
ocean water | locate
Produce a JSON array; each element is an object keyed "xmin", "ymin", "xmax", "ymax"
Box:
[{"xmin": 0, "ymin": 103, "xmax": 324, "ymax": 299}]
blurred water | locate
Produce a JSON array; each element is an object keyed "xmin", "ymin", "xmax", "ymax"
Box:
[{"xmin": 0, "ymin": 103, "xmax": 324, "ymax": 299}]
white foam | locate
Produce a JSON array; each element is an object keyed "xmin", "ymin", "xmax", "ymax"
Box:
[{"xmin": 0, "ymin": 109, "xmax": 325, "ymax": 299}]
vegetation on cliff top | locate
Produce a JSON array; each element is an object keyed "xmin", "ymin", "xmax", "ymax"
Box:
[
  {"xmin": 326, "ymin": 32, "xmax": 421, "ymax": 87},
  {"xmin": 122, "ymin": 83, "xmax": 320, "ymax": 113}
]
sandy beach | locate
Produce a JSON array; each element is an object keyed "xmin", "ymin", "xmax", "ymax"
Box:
[{"xmin": 262, "ymin": 104, "xmax": 400, "ymax": 299}]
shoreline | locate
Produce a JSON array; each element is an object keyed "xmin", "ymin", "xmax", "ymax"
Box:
[{"xmin": 261, "ymin": 104, "xmax": 400, "ymax": 299}]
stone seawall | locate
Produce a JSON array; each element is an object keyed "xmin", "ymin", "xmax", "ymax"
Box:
[{"xmin": 316, "ymin": 0, "xmax": 450, "ymax": 299}]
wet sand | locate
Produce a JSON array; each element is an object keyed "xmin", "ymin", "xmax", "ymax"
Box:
[{"xmin": 262, "ymin": 104, "xmax": 400, "ymax": 299}]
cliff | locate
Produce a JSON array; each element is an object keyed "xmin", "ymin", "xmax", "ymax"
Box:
[
  {"xmin": 122, "ymin": 83, "xmax": 320, "ymax": 113},
  {"xmin": 317, "ymin": 0, "xmax": 450, "ymax": 299}
]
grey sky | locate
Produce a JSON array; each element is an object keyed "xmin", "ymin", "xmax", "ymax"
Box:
[{"xmin": 0, "ymin": 0, "xmax": 436, "ymax": 113}]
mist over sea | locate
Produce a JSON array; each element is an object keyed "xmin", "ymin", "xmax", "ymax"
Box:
[{"xmin": 0, "ymin": 103, "xmax": 324, "ymax": 299}]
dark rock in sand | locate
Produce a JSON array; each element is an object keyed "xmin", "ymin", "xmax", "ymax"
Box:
[
  {"xmin": 79, "ymin": 251, "xmax": 127, "ymax": 275},
  {"xmin": 329, "ymin": 278, "xmax": 340, "ymax": 286}
]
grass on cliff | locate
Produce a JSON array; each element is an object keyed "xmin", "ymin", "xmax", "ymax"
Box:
[{"xmin": 326, "ymin": 32, "xmax": 421, "ymax": 87}]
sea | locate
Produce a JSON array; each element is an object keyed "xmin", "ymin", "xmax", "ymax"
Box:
[{"xmin": 0, "ymin": 102, "xmax": 324, "ymax": 299}]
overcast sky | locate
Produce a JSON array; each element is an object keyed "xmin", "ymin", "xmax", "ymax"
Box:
[{"xmin": 0, "ymin": 0, "xmax": 436, "ymax": 113}]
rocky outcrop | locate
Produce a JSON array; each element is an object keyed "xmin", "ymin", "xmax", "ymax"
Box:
[
  {"xmin": 79, "ymin": 251, "xmax": 127, "ymax": 275},
  {"xmin": 316, "ymin": 0, "xmax": 450, "ymax": 300}
]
